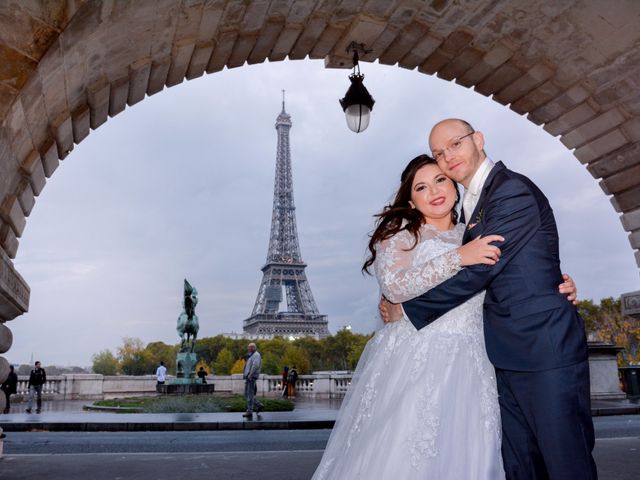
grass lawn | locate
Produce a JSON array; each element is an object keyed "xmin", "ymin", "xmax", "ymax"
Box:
[{"xmin": 91, "ymin": 393, "xmax": 294, "ymax": 413}]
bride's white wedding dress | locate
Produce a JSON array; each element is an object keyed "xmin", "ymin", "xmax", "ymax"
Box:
[{"xmin": 312, "ymin": 223, "xmax": 505, "ymax": 479}]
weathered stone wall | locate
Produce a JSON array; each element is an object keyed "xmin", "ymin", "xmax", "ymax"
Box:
[{"xmin": 0, "ymin": 0, "xmax": 638, "ymax": 326}]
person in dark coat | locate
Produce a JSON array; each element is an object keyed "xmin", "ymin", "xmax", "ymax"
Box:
[
  {"xmin": 197, "ymin": 366, "xmax": 208, "ymax": 384},
  {"xmin": 1, "ymin": 365, "xmax": 18, "ymax": 414},
  {"xmin": 26, "ymin": 361, "xmax": 46, "ymax": 414},
  {"xmin": 281, "ymin": 366, "xmax": 289, "ymax": 398},
  {"xmin": 287, "ymin": 366, "xmax": 298, "ymax": 398}
]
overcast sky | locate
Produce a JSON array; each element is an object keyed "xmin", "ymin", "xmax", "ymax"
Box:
[{"xmin": 7, "ymin": 59, "xmax": 639, "ymax": 366}]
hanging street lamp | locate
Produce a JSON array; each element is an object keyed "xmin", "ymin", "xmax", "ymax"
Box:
[{"xmin": 339, "ymin": 42, "xmax": 375, "ymax": 133}]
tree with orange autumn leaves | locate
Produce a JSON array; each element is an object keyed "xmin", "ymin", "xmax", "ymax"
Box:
[{"xmin": 577, "ymin": 297, "xmax": 640, "ymax": 366}]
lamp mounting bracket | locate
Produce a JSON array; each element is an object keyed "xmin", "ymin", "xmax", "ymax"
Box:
[
  {"xmin": 345, "ymin": 41, "xmax": 371, "ymax": 56},
  {"xmin": 345, "ymin": 42, "xmax": 371, "ymax": 75}
]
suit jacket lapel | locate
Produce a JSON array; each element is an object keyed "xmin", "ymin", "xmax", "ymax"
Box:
[{"xmin": 462, "ymin": 161, "xmax": 506, "ymax": 243}]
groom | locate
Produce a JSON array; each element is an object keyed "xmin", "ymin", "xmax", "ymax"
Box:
[{"xmin": 396, "ymin": 119, "xmax": 597, "ymax": 479}]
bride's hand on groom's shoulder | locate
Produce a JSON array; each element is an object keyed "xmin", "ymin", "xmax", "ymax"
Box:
[
  {"xmin": 379, "ymin": 296, "xmax": 403, "ymax": 323},
  {"xmin": 558, "ymin": 273, "xmax": 578, "ymax": 304}
]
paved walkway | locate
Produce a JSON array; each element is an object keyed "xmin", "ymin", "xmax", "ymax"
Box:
[{"xmin": 1, "ymin": 399, "xmax": 639, "ymax": 479}]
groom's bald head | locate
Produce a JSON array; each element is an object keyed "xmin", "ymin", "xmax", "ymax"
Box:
[
  {"xmin": 429, "ymin": 118, "xmax": 486, "ymax": 188},
  {"xmin": 432, "ymin": 118, "xmax": 474, "ymax": 135}
]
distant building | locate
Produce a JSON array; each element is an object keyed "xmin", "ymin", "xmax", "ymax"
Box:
[{"xmin": 221, "ymin": 332, "xmax": 323, "ymax": 341}]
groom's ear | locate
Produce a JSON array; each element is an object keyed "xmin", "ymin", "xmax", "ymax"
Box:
[{"xmin": 472, "ymin": 131, "xmax": 485, "ymax": 153}]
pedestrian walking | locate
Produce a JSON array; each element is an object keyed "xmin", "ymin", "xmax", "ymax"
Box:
[
  {"xmin": 242, "ymin": 343, "xmax": 263, "ymax": 419},
  {"xmin": 26, "ymin": 361, "xmax": 46, "ymax": 414}
]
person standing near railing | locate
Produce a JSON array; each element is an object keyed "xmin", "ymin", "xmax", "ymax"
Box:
[
  {"xmin": 287, "ymin": 366, "xmax": 298, "ymax": 398},
  {"xmin": 281, "ymin": 366, "xmax": 289, "ymax": 398},
  {"xmin": 197, "ymin": 366, "xmax": 208, "ymax": 384},
  {"xmin": 26, "ymin": 361, "xmax": 46, "ymax": 414},
  {"xmin": 156, "ymin": 361, "xmax": 167, "ymax": 385},
  {"xmin": 1, "ymin": 365, "xmax": 18, "ymax": 414}
]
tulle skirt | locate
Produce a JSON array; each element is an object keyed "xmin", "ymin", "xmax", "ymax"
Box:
[{"xmin": 312, "ymin": 317, "xmax": 505, "ymax": 480}]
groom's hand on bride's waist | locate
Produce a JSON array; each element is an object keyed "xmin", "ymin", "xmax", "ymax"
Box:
[
  {"xmin": 558, "ymin": 273, "xmax": 578, "ymax": 304},
  {"xmin": 380, "ymin": 296, "xmax": 403, "ymax": 323}
]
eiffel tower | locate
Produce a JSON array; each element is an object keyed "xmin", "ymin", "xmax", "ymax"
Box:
[{"xmin": 243, "ymin": 93, "xmax": 329, "ymax": 338}]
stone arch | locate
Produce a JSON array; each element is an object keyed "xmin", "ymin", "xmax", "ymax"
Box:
[{"xmin": 0, "ymin": 0, "xmax": 640, "ymax": 325}]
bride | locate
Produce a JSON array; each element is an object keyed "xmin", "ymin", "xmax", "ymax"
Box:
[{"xmin": 311, "ymin": 154, "xmax": 576, "ymax": 479}]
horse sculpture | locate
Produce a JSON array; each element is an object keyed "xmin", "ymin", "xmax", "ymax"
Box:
[{"xmin": 177, "ymin": 279, "xmax": 199, "ymax": 352}]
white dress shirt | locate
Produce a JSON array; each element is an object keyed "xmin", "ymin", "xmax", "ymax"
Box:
[
  {"xmin": 156, "ymin": 365, "xmax": 167, "ymax": 382},
  {"xmin": 463, "ymin": 157, "xmax": 495, "ymax": 222}
]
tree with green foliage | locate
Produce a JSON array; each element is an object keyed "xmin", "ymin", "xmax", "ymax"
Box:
[
  {"xmin": 213, "ymin": 348, "xmax": 236, "ymax": 375},
  {"xmin": 92, "ymin": 330, "xmax": 377, "ymax": 376},
  {"xmin": 144, "ymin": 341, "xmax": 178, "ymax": 373},
  {"xmin": 256, "ymin": 337, "xmax": 288, "ymax": 360},
  {"xmin": 194, "ymin": 335, "xmax": 231, "ymax": 366},
  {"xmin": 91, "ymin": 349, "xmax": 120, "ymax": 375},
  {"xmin": 292, "ymin": 336, "xmax": 325, "ymax": 371},
  {"xmin": 281, "ymin": 345, "xmax": 311, "ymax": 374},
  {"xmin": 118, "ymin": 337, "xmax": 156, "ymax": 375},
  {"xmin": 347, "ymin": 333, "xmax": 372, "ymax": 370},
  {"xmin": 261, "ymin": 351, "xmax": 282, "ymax": 375},
  {"xmin": 324, "ymin": 327, "xmax": 357, "ymax": 371}
]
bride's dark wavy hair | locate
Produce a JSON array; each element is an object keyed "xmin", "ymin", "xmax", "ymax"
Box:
[{"xmin": 362, "ymin": 154, "xmax": 460, "ymax": 274}]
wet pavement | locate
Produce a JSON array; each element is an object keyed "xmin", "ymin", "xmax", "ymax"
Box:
[
  {"xmin": 0, "ymin": 396, "xmax": 638, "ymax": 433},
  {"xmin": 0, "ymin": 397, "xmax": 339, "ymax": 432}
]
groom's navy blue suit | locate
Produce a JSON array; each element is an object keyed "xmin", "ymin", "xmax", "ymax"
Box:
[{"xmin": 403, "ymin": 162, "xmax": 597, "ymax": 479}]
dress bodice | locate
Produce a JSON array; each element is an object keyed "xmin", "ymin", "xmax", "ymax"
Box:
[{"xmin": 373, "ymin": 223, "xmax": 485, "ymax": 335}]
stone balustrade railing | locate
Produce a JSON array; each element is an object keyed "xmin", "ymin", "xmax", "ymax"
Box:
[
  {"xmin": 13, "ymin": 372, "xmax": 354, "ymax": 401},
  {"xmin": 16, "ymin": 377, "xmax": 62, "ymax": 396},
  {"xmin": 15, "ymin": 374, "xmax": 159, "ymax": 400},
  {"xmin": 13, "ymin": 350, "xmax": 624, "ymax": 402}
]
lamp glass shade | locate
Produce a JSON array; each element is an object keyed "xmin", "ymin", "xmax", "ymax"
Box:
[
  {"xmin": 339, "ymin": 73, "xmax": 375, "ymax": 133},
  {"xmin": 345, "ymin": 104, "xmax": 371, "ymax": 133}
]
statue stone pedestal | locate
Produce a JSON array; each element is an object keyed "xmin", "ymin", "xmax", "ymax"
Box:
[
  {"xmin": 588, "ymin": 342, "xmax": 626, "ymax": 400},
  {"xmin": 156, "ymin": 383, "xmax": 215, "ymax": 394},
  {"xmin": 175, "ymin": 351, "xmax": 197, "ymax": 382},
  {"xmin": 155, "ymin": 350, "xmax": 216, "ymax": 394}
]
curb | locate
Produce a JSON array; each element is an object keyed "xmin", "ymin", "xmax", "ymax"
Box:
[
  {"xmin": 83, "ymin": 405, "xmax": 144, "ymax": 413},
  {"xmin": 591, "ymin": 406, "xmax": 640, "ymax": 416},
  {"xmin": 0, "ymin": 419, "xmax": 336, "ymax": 432}
]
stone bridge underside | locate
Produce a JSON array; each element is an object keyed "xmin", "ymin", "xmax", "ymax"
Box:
[{"xmin": 1, "ymin": 0, "xmax": 640, "ymax": 328}]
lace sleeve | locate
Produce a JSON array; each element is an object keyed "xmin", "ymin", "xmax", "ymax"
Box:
[{"xmin": 373, "ymin": 230, "xmax": 462, "ymax": 303}]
